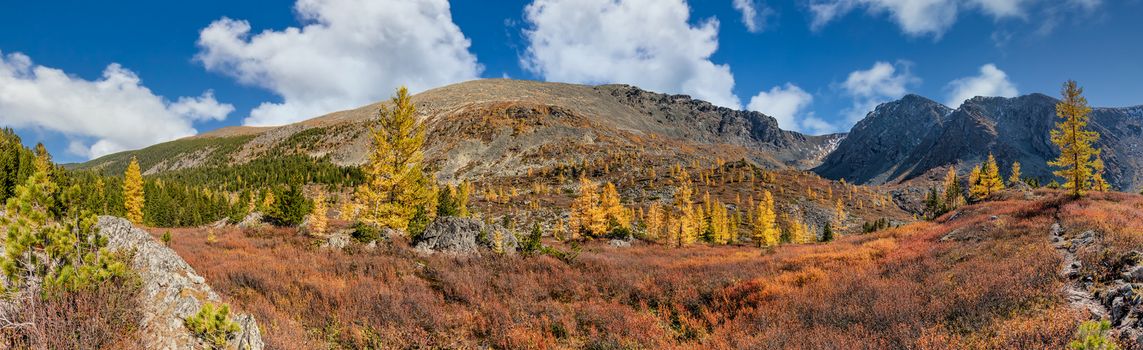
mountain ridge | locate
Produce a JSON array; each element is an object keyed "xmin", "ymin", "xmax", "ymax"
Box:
[
  {"xmin": 75, "ymin": 79, "xmax": 844, "ymax": 180},
  {"xmin": 815, "ymin": 91, "xmax": 1143, "ymax": 191}
]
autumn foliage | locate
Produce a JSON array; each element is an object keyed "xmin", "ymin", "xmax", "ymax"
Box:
[{"xmin": 162, "ymin": 190, "xmax": 1105, "ymax": 349}]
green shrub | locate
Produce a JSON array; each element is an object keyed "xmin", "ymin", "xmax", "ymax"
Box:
[
  {"xmin": 161, "ymin": 231, "xmax": 172, "ymax": 246},
  {"xmin": 521, "ymin": 223, "xmax": 543, "ymax": 255},
  {"xmin": 1069, "ymin": 320, "xmax": 1120, "ymax": 350},
  {"xmin": 185, "ymin": 302, "xmax": 241, "ymax": 350},
  {"xmin": 351, "ymin": 221, "xmax": 382, "ymax": 243}
]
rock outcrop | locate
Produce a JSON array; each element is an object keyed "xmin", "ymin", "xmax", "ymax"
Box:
[
  {"xmin": 414, "ymin": 217, "xmax": 517, "ymax": 256},
  {"xmin": 99, "ymin": 216, "xmax": 264, "ymax": 350}
]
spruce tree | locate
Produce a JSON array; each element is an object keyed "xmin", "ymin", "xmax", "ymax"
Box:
[
  {"xmin": 123, "ymin": 156, "xmax": 145, "ymax": 225},
  {"xmin": 356, "ymin": 86, "xmax": 433, "ymax": 232},
  {"xmin": 1049, "ymin": 80, "xmax": 1103, "ymax": 197}
]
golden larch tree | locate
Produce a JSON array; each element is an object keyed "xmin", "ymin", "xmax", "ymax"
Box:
[
  {"xmin": 356, "ymin": 86, "xmax": 434, "ymax": 232},
  {"xmin": 943, "ymin": 166, "xmax": 964, "ymax": 210},
  {"xmin": 833, "ymin": 198, "xmax": 846, "ymax": 231},
  {"xmin": 673, "ymin": 169, "xmax": 698, "ymax": 247},
  {"xmin": 1049, "ymin": 80, "xmax": 1103, "ymax": 197},
  {"xmin": 123, "ymin": 156, "xmax": 145, "ymax": 225},
  {"xmin": 1008, "ymin": 161, "xmax": 1022, "ymax": 185},
  {"xmin": 753, "ymin": 190, "xmax": 778, "ymax": 247},
  {"xmin": 309, "ymin": 189, "xmax": 328, "ymax": 237},
  {"xmin": 599, "ymin": 182, "xmax": 629, "ymax": 230},
  {"xmin": 570, "ymin": 177, "xmax": 606, "ymax": 237},
  {"xmin": 644, "ymin": 202, "xmax": 665, "ymax": 241},
  {"xmin": 980, "ymin": 153, "xmax": 1005, "ymax": 196},
  {"xmin": 968, "ymin": 165, "xmax": 985, "ymax": 200}
]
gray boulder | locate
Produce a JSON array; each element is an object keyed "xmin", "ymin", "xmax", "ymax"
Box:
[
  {"xmin": 609, "ymin": 239, "xmax": 632, "ymax": 248},
  {"xmin": 237, "ymin": 212, "xmax": 265, "ymax": 229},
  {"xmin": 320, "ymin": 230, "xmax": 352, "ymax": 250},
  {"xmin": 99, "ymin": 216, "xmax": 263, "ymax": 350},
  {"xmin": 415, "ymin": 217, "xmax": 517, "ymax": 255},
  {"xmin": 1125, "ymin": 266, "xmax": 1143, "ymax": 283}
]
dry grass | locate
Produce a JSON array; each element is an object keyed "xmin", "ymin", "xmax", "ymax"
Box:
[{"xmin": 156, "ymin": 192, "xmax": 1105, "ymax": 349}]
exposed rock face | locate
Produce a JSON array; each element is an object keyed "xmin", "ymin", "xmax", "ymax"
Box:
[
  {"xmin": 99, "ymin": 216, "xmax": 264, "ymax": 350},
  {"xmin": 816, "ymin": 94, "xmax": 1143, "ymax": 190},
  {"xmin": 414, "ymin": 216, "xmax": 517, "ymax": 256},
  {"xmin": 814, "ymin": 95, "xmax": 952, "ymax": 184}
]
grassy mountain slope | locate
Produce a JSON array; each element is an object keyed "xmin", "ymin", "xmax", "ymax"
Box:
[{"xmin": 77, "ymin": 79, "xmax": 843, "ymax": 182}]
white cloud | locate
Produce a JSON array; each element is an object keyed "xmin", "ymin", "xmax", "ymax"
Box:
[
  {"xmin": 968, "ymin": 0, "xmax": 1030, "ymax": 18},
  {"xmin": 521, "ymin": 0, "xmax": 741, "ymax": 109},
  {"xmin": 733, "ymin": 0, "xmax": 774, "ymax": 33},
  {"xmin": 808, "ymin": 0, "xmax": 1046, "ymax": 38},
  {"xmin": 0, "ymin": 51, "xmax": 233, "ymax": 159},
  {"xmin": 747, "ymin": 83, "xmax": 822, "ymax": 133},
  {"xmin": 170, "ymin": 90, "xmax": 234, "ymax": 121},
  {"xmin": 944, "ymin": 63, "xmax": 1018, "ymax": 107},
  {"xmin": 839, "ymin": 60, "xmax": 920, "ymax": 123},
  {"xmin": 196, "ymin": 0, "xmax": 481, "ymax": 126}
]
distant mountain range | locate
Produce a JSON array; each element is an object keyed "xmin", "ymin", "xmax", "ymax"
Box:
[
  {"xmin": 75, "ymin": 79, "xmax": 1142, "ymax": 191},
  {"xmin": 815, "ymin": 93, "xmax": 1143, "ymax": 191}
]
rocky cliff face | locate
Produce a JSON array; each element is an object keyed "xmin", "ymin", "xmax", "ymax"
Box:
[
  {"xmin": 99, "ymin": 216, "xmax": 263, "ymax": 350},
  {"xmin": 816, "ymin": 93, "xmax": 1143, "ymax": 191}
]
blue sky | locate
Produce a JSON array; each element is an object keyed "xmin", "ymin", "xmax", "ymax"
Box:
[{"xmin": 1, "ymin": 0, "xmax": 1140, "ymax": 163}]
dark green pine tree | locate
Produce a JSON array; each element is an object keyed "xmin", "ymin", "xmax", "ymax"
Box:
[{"xmin": 265, "ymin": 184, "xmax": 311, "ymax": 227}]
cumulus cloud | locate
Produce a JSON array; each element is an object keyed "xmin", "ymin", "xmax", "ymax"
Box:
[
  {"xmin": 747, "ymin": 83, "xmax": 829, "ymax": 133},
  {"xmin": 521, "ymin": 0, "xmax": 741, "ymax": 109},
  {"xmin": 0, "ymin": 51, "xmax": 233, "ymax": 159},
  {"xmin": 808, "ymin": 0, "xmax": 1048, "ymax": 38},
  {"xmin": 170, "ymin": 90, "xmax": 234, "ymax": 121},
  {"xmin": 733, "ymin": 0, "xmax": 775, "ymax": 33},
  {"xmin": 839, "ymin": 61, "xmax": 920, "ymax": 123},
  {"xmin": 944, "ymin": 63, "xmax": 1018, "ymax": 107},
  {"xmin": 196, "ymin": 0, "xmax": 481, "ymax": 126}
]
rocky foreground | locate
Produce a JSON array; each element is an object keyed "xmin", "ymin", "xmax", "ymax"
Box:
[{"xmin": 99, "ymin": 216, "xmax": 264, "ymax": 350}]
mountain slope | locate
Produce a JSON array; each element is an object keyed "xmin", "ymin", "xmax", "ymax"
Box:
[
  {"xmin": 77, "ymin": 79, "xmax": 842, "ymax": 180},
  {"xmin": 815, "ymin": 93, "xmax": 1143, "ymax": 191}
]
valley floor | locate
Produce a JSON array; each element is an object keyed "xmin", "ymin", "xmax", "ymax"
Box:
[{"xmin": 157, "ymin": 190, "xmax": 1143, "ymax": 349}]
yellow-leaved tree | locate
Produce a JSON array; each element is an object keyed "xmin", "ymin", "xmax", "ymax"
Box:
[
  {"xmin": 644, "ymin": 202, "xmax": 665, "ymax": 241},
  {"xmin": 570, "ymin": 177, "xmax": 605, "ymax": 237},
  {"xmin": 356, "ymin": 86, "xmax": 433, "ymax": 233},
  {"xmin": 1008, "ymin": 161, "xmax": 1022, "ymax": 186},
  {"xmin": 1049, "ymin": 80, "xmax": 1104, "ymax": 197},
  {"xmin": 123, "ymin": 156, "xmax": 145, "ymax": 225},
  {"xmin": 753, "ymin": 190, "xmax": 778, "ymax": 247},
  {"xmin": 673, "ymin": 168, "xmax": 698, "ymax": 247},
  {"xmin": 972, "ymin": 153, "xmax": 1005, "ymax": 200},
  {"xmin": 309, "ymin": 189, "xmax": 328, "ymax": 237},
  {"xmin": 599, "ymin": 182, "xmax": 630, "ymax": 231}
]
